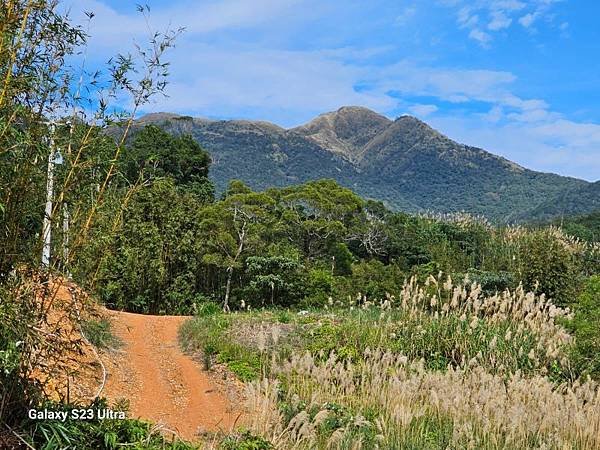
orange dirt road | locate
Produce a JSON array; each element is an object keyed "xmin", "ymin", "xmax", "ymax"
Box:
[{"xmin": 103, "ymin": 311, "xmax": 240, "ymax": 442}]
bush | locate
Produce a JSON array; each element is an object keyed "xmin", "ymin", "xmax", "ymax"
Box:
[
  {"xmin": 519, "ymin": 229, "xmax": 581, "ymax": 305},
  {"xmin": 300, "ymin": 269, "xmax": 334, "ymax": 308},
  {"xmin": 81, "ymin": 319, "xmax": 121, "ymax": 350},
  {"xmin": 26, "ymin": 399, "xmax": 193, "ymax": 449},
  {"xmin": 567, "ymin": 276, "xmax": 600, "ymax": 379},
  {"xmin": 0, "ymin": 279, "xmax": 41, "ymax": 426},
  {"xmin": 461, "ymin": 269, "xmax": 516, "ymax": 295},
  {"xmin": 192, "ymin": 299, "xmax": 222, "ymax": 317},
  {"xmin": 333, "ymin": 260, "xmax": 405, "ymax": 301},
  {"xmin": 221, "ymin": 430, "xmax": 273, "ymax": 449}
]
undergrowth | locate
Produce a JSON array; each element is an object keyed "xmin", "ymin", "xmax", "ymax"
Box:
[
  {"xmin": 180, "ymin": 275, "xmax": 574, "ymax": 382},
  {"xmin": 24, "ymin": 399, "xmax": 195, "ymax": 450},
  {"xmin": 82, "ymin": 318, "xmax": 122, "ymax": 350},
  {"xmin": 180, "ymin": 275, "xmax": 600, "ymax": 449}
]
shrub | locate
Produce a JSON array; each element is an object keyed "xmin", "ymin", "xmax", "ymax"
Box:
[
  {"xmin": 567, "ymin": 276, "xmax": 600, "ymax": 378},
  {"xmin": 462, "ymin": 269, "xmax": 516, "ymax": 295},
  {"xmin": 221, "ymin": 430, "xmax": 274, "ymax": 450},
  {"xmin": 300, "ymin": 269, "xmax": 334, "ymax": 308},
  {"xmin": 333, "ymin": 260, "xmax": 405, "ymax": 301},
  {"xmin": 81, "ymin": 319, "xmax": 121, "ymax": 350},
  {"xmin": 1, "ymin": 278, "xmax": 44, "ymax": 426},
  {"xmin": 192, "ymin": 299, "xmax": 222, "ymax": 317},
  {"xmin": 518, "ymin": 229, "xmax": 581, "ymax": 305},
  {"xmin": 26, "ymin": 399, "xmax": 193, "ymax": 449}
]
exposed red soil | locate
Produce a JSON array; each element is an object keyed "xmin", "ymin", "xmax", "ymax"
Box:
[
  {"xmin": 28, "ymin": 278, "xmax": 103, "ymax": 403},
  {"xmin": 103, "ymin": 311, "xmax": 242, "ymax": 442}
]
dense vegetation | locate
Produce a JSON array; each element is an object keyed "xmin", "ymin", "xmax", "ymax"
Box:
[
  {"xmin": 84, "ymin": 128, "xmax": 598, "ymax": 315},
  {"xmin": 0, "ymin": 1, "xmax": 194, "ymax": 448},
  {"xmin": 1, "ymin": 1, "xmax": 599, "ymax": 449},
  {"xmin": 180, "ymin": 276, "xmax": 600, "ymax": 448},
  {"xmin": 133, "ymin": 109, "xmax": 595, "ymax": 223},
  {"xmin": 550, "ymin": 210, "xmax": 600, "ymax": 242},
  {"xmin": 519, "ymin": 180, "xmax": 600, "ymax": 222}
]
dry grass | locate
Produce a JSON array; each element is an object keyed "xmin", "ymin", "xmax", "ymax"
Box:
[
  {"xmin": 246, "ymin": 350, "xmax": 600, "ymax": 449},
  {"xmin": 237, "ymin": 276, "xmax": 599, "ymax": 449}
]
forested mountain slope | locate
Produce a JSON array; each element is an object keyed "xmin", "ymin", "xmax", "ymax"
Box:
[
  {"xmin": 518, "ymin": 181, "xmax": 600, "ymax": 222},
  {"xmin": 133, "ymin": 107, "xmax": 592, "ymax": 222}
]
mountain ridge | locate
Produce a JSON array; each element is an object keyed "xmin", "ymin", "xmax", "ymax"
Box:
[{"xmin": 132, "ymin": 107, "xmax": 592, "ymax": 222}]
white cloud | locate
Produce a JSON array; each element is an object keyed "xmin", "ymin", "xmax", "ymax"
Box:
[
  {"xmin": 444, "ymin": 0, "xmax": 564, "ymax": 45},
  {"xmin": 457, "ymin": 8, "xmax": 479, "ymax": 28},
  {"xmin": 60, "ymin": 0, "xmax": 598, "ymax": 181},
  {"xmin": 395, "ymin": 6, "xmax": 417, "ymax": 25},
  {"xmin": 408, "ymin": 104, "xmax": 439, "ymax": 117},
  {"xmin": 148, "ymin": 45, "xmax": 600, "ymax": 180},
  {"xmin": 488, "ymin": 11, "xmax": 512, "ymax": 30},
  {"xmin": 469, "ymin": 28, "xmax": 492, "ymax": 45},
  {"xmin": 518, "ymin": 12, "xmax": 538, "ymax": 28},
  {"xmin": 493, "ymin": 0, "xmax": 526, "ymax": 11},
  {"xmin": 66, "ymin": 0, "xmax": 306, "ymax": 50},
  {"xmin": 429, "ymin": 114, "xmax": 600, "ymax": 181},
  {"xmin": 146, "ymin": 45, "xmax": 395, "ymax": 122},
  {"xmin": 376, "ymin": 62, "xmax": 518, "ymax": 107},
  {"xmin": 483, "ymin": 105, "xmax": 504, "ymax": 123}
]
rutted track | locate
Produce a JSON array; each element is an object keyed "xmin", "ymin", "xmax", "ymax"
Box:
[{"xmin": 103, "ymin": 311, "xmax": 240, "ymax": 441}]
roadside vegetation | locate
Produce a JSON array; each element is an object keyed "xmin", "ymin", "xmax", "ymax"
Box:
[
  {"xmin": 0, "ymin": 1, "xmax": 195, "ymax": 448},
  {"xmin": 181, "ymin": 275, "xmax": 600, "ymax": 449},
  {"xmin": 81, "ymin": 318, "xmax": 122, "ymax": 350}
]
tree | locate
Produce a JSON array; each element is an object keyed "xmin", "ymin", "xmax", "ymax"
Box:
[
  {"xmin": 121, "ymin": 125, "xmax": 214, "ymax": 202},
  {"xmin": 347, "ymin": 201, "xmax": 389, "ymax": 258},
  {"xmin": 94, "ymin": 179, "xmax": 203, "ymax": 314},
  {"xmin": 0, "ymin": 0, "xmax": 182, "ymax": 434},
  {"xmin": 279, "ymin": 180, "xmax": 364, "ymax": 257},
  {"xmin": 245, "ymin": 255, "xmax": 303, "ymax": 306},
  {"xmin": 330, "ymin": 242, "xmax": 354, "ymax": 276},
  {"xmin": 518, "ymin": 229, "xmax": 581, "ymax": 305},
  {"xmin": 201, "ymin": 185, "xmax": 275, "ymax": 311}
]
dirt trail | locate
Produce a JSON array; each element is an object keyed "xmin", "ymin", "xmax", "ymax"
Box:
[{"xmin": 103, "ymin": 311, "xmax": 241, "ymax": 441}]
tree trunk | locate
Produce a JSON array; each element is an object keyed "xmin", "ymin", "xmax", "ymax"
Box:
[
  {"xmin": 223, "ymin": 267, "xmax": 233, "ymax": 312},
  {"xmin": 222, "ymin": 216, "xmax": 247, "ymax": 312}
]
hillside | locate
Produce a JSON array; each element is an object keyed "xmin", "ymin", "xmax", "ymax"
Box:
[
  {"xmin": 518, "ymin": 181, "xmax": 600, "ymax": 222},
  {"xmin": 133, "ymin": 107, "xmax": 592, "ymax": 222}
]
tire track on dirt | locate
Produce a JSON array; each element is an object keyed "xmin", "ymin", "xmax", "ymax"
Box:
[{"xmin": 103, "ymin": 311, "xmax": 240, "ymax": 441}]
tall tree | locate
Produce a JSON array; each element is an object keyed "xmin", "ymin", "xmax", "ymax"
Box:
[
  {"xmin": 201, "ymin": 183, "xmax": 275, "ymax": 310},
  {"xmin": 121, "ymin": 125, "xmax": 214, "ymax": 202}
]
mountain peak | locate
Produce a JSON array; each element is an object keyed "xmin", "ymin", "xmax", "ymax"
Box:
[
  {"xmin": 292, "ymin": 106, "xmax": 392, "ymax": 162},
  {"xmin": 393, "ymin": 114, "xmax": 442, "ymax": 135}
]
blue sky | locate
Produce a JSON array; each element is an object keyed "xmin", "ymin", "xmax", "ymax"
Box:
[{"xmin": 65, "ymin": 0, "xmax": 600, "ymax": 181}]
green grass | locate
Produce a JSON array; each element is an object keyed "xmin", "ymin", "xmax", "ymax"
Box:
[
  {"xmin": 81, "ymin": 318, "xmax": 121, "ymax": 350},
  {"xmin": 179, "ymin": 313, "xmax": 264, "ymax": 381},
  {"xmin": 220, "ymin": 430, "xmax": 274, "ymax": 449},
  {"xmin": 178, "ymin": 281, "xmax": 593, "ymax": 449},
  {"xmin": 24, "ymin": 399, "xmax": 196, "ymax": 449},
  {"xmin": 566, "ymin": 275, "xmax": 600, "ymax": 378},
  {"xmin": 179, "ymin": 305, "xmax": 568, "ymax": 382}
]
